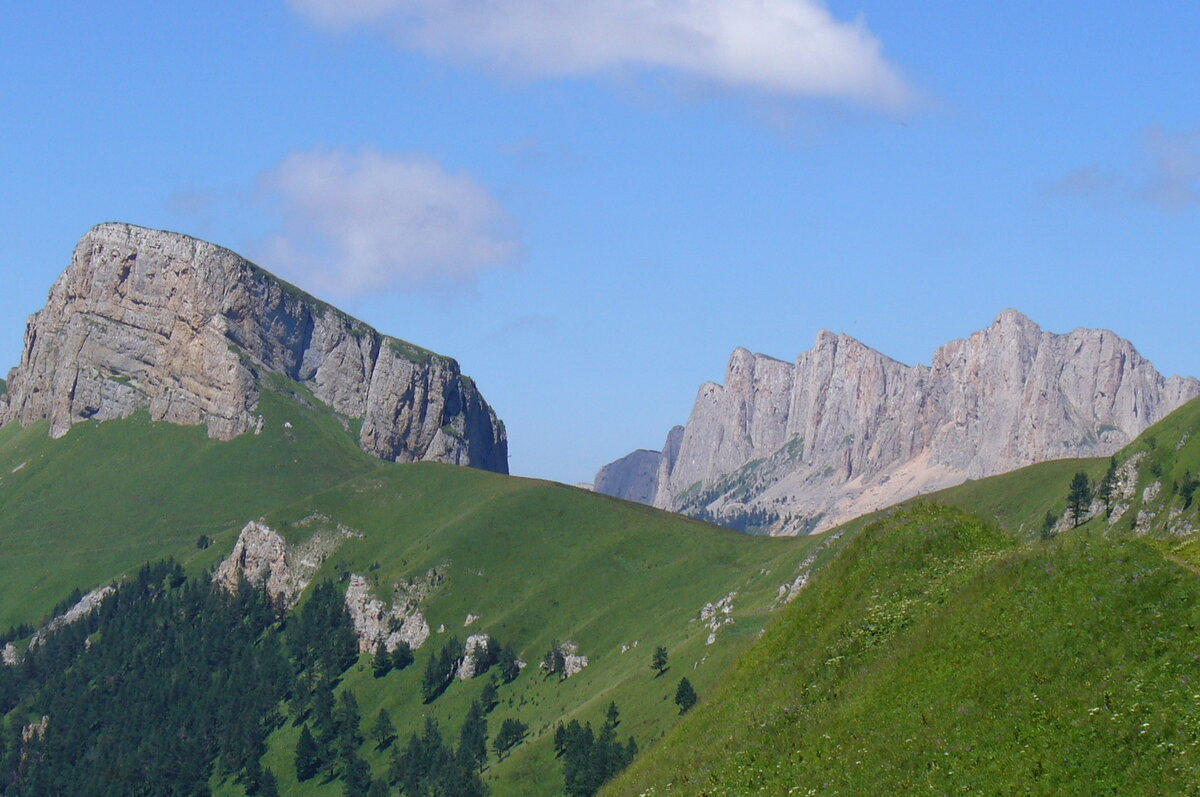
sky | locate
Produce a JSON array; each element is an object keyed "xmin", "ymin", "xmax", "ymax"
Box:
[{"xmin": 1, "ymin": 2, "xmax": 1198, "ymax": 485}]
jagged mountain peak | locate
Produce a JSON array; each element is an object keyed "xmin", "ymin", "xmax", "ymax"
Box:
[
  {"xmin": 1, "ymin": 223, "xmax": 508, "ymax": 471},
  {"xmin": 597, "ymin": 311, "xmax": 1200, "ymax": 534}
]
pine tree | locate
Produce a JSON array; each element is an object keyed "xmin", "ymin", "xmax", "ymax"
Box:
[
  {"xmin": 604, "ymin": 701, "xmax": 620, "ymax": 729},
  {"xmin": 1098, "ymin": 457, "xmax": 1119, "ymax": 517},
  {"xmin": 334, "ymin": 690, "xmax": 364, "ymax": 766},
  {"xmin": 458, "ymin": 700, "xmax": 489, "ymax": 771},
  {"xmin": 1040, "ymin": 510, "xmax": 1058, "ymax": 540},
  {"xmin": 1181, "ymin": 471, "xmax": 1199, "ymax": 510},
  {"xmin": 257, "ymin": 768, "xmax": 280, "ymax": 797},
  {"xmin": 372, "ymin": 708, "xmax": 397, "ymax": 750},
  {"xmin": 391, "ymin": 640, "xmax": 414, "ymax": 670},
  {"xmin": 294, "ymin": 725, "xmax": 320, "ymax": 782},
  {"xmin": 498, "ymin": 644, "xmax": 521, "ymax": 683},
  {"xmin": 373, "ymin": 639, "xmax": 392, "ymax": 678},
  {"xmin": 493, "ymin": 718, "xmax": 528, "ymax": 760},
  {"xmin": 1068, "ymin": 472, "xmax": 1094, "ymax": 527},
  {"xmin": 674, "ymin": 677, "xmax": 697, "ymax": 714},
  {"xmin": 342, "ymin": 754, "xmax": 372, "ymax": 796},
  {"xmin": 366, "ymin": 778, "xmax": 391, "ymax": 797},
  {"xmin": 651, "ymin": 645, "xmax": 669, "ymax": 676},
  {"xmin": 480, "ymin": 677, "xmax": 500, "ymax": 713}
]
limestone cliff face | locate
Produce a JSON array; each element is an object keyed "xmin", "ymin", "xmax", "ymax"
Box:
[
  {"xmin": 598, "ymin": 310, "xmax": 1200, "ymax": 534},
  {"xmin": 0, "ymin": 223, "xmax": 507, "ymax": 471}
]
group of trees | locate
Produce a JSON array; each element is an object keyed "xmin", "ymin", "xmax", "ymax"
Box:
[
  {"xmin": 387, "ymin": 699, "xmax": 498, "ymax": 797},
  {"xmin": 420, "ymin": 634, "xmax": 518, "ymax": 703},
  {"xmin": 0, "ymin": 561, "xmax": 296, "ymax": 796},
  {"xmin": 373, "ymin": 639, "xmax": 414, "ymax": 678},
  {"xmin": 2, "ymin": 565, "xmax": 706, "ymax": 796},
  {"xmin": 553, "ymin": 702, "xmax": 637, "ymax": 797}
]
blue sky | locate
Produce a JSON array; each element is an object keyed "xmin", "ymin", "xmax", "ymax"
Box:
[{"xmin": 2, "ymin": 1, "xmax": 1197, "ymax": 484}]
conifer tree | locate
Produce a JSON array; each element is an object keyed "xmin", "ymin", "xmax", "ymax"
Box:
[
  {"xmin": 493, "ymin": 718, "xmax": 528, "ymax": 760},
  {"xmin": 1068, "ymin": 472, "xmax": 1094, "ymax": 527},
  {"xmin": 373, "ymin": 639, "xmax": 392, "ymax": 678},
  {"xmin": 480, "ymin": 677, "xmax": 500, "ymax": 712},
  {"xmin": 498, "ymin": 644, "xmax": 521, "ymax": 683},
  {"xmin": 257, "ymin": 768, "xmax": 280, "ymax": 797},
  {"xmin": 674, "ymin": 677, "xmax": 698, "ymax": 714},
  {"xmin": 294, "ymin": 725, "xmax": 320, "ymax": 782},
  {"xmin": 1098, "ymin": 457, "xmax": 1119, "ymax": 517},
  {"xmin": 391, "ymin": 639, "xmax": 414, "ymax": 670},
  {"xmin": 651, "ymin": 645, "xmax": 669, "ymax": 676},
  {"xmin": 372, "ymin": 708, "xmax": 397, "ymax": 750},
  {"xmin": 458, "ymin": 700, "xmax": 489, "ymax": 771}
]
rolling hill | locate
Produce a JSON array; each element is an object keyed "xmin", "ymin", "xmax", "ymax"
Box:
[{"xmin": 608, "ymin": 398, "xmax": 1200, "ymax": 795}]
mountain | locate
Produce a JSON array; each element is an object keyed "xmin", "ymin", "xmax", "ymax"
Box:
[
  {"xmin": 0, "ymin": 377, "xmax": 830, "ymax": 796},
  {"xmin": 0, "ymin": 222, "xmax": 507, "ymax": 471},
  {"xmin": 0, "ymin": 225, "xmax": 842, "ymax": 796},
  {"xmin": 597, "ymin": 310, "xmax": 1200, "ymax": 534},
  {"xmin": 610, "ymin": 398, "xmax": 1200, "ymax": 795}
]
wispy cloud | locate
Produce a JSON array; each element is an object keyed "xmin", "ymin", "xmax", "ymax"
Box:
[
  {"xmin": 290, "ymin": 0, "xmax": 913, "ymax": 110},
  {"xmin": 258, "ymin": 148, "xmax": 520, "ymax": 297},
  {"xmin": 1049, "ymin": 125, "xmax": 1200, "ymax": 212},
  {"xmin": 1142, "ymin": 125, "xmax": 1200, "ymax": 210}
]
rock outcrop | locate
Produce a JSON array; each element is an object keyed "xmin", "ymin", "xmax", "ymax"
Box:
[
  {"xmin": 344, "ymin": 573, "xmax": 431, "ymax": 654},
  {"xmin": 213, "ymin": 517, "xmax": 356, "ymax": 606},
  {"xmin": 598, "ymin": 310, "xmax": 1200, "ymax": 534},
  {"xmin": 28, "ymin": 585, "xmax": 114, "ymax": 650},
  {"xmin": 455, "ymin": 634, "xmax": 494, "ymax": 680},
  {"xmin": 1, "ymin": 223, "xmax": 507, "ymax": 471}
]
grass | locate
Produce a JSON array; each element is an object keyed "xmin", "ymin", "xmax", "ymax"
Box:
[
  {"xmin": 0, "ymin": 383, "xmax": 380, "ymax": 630},
  {"xmin": 239, "ymin": 466, "xmax": 832, "ymax": 797},
  {"xmin": 386, "ymin": 336, "xmax": 443, "ymax": 365},
  {"xmin": 611, "ymin": 502, "xmax": 1200, "ymax": 795},
  {"xmin": 609, "ymin": 398, "xmax": 1200, "ymax": 796},
  {"xmin": 0, "ymin": 375, "xmax": 843, "ymax": 796}
]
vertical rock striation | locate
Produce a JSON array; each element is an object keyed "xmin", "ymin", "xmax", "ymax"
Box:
[
  {"xmin": 0, "ymin": 223, "xmax": 507, "ymax": 471},
  {"xmin": 597, "ymin": 310, "xmax": 1200, "ymax": 534}
]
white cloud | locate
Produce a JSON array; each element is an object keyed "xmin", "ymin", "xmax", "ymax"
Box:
[
  {"xmin": 290, "ymin": 0, "xmax": 912, "ymax": 109},
  {"xmin": 259, "ymin": 148, "xmax": 520, "ymax": 296}
]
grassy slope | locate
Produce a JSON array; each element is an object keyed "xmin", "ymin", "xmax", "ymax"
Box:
[
  {"xmin": 612, "ymin": 400, "xmax": 1200, "ymax": 796},
  {"xmin": 0, "ymin": 382, "xmax": 381, "ymax": 629},
  {"xmin": 0, "ymin": 376, "xmax": 839, "ymax": 795},
  {"xmin": 238, "ymin": 466, "xmax": 831, "ymax": 797}
]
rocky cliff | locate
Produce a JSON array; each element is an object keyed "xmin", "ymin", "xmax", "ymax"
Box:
[
  {"xmin": 0, "ymin": 223, "xmax": 507, "ymax": 471},
  {"xmin": 597, "ymin": 310, "xmax": 1200, "ymax": 534}
]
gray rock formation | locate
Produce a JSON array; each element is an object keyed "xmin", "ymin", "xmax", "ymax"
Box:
[
  {"xmin": 1, "ymin": 223, "xmax": 507, "ymax": 471},
  {"xmin": 28, "ymin": 585, "xmax": 115, "ymax": 651},
  {"xmin": 213, "ymin": 519, "xmax": 357, "ymax": 606},
  {"xmin": 598, "ymin": 310, "xmax": 1200, "ymax": 535},
  {"xmin": 344, "ymin": 573, "xmax": 431, "ymax": 654}
]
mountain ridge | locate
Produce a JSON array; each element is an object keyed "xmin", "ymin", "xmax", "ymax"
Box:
[
  {"xmin": 597, "ymin": 309, "xmax": 1200, "ymax": 534},
  {"xmin": 0, "ymin": 223, "xmax": 508, "ymax": 471}
]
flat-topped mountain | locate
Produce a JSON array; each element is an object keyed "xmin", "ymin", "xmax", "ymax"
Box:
[
  {"xmin": 597, "ymin": 310, "xmax": 1200, "ymax": 534},
  {"xmin": 0, "ymin": 223, "xmax": 507, "ymax": 471}
]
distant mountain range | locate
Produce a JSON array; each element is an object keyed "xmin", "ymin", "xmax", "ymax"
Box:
[{"xmin": 596, "ymin": 309, "xmax": 1200, "ymax": 534}]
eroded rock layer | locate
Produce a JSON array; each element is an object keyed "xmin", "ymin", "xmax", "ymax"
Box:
[
  {"xmin": 1, "ymin": 223, "xmax": 507, "ymax": 471},
  {"xmin": 598, "ymin": 310, "xmax": 1200, "ymax": 534}
]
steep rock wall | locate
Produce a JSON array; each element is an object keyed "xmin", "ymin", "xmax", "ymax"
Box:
[
  {"xmin": 1, "ymin": 223, "xmax": 507, "ymax": 471},
  {"xmin": 599, "ymin": 310, "xmax": 1200, "ymax": 534}
]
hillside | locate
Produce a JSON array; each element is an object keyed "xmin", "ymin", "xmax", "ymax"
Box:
[
  {"xmin": 0, "ymin": 372, "xmax": 839, "ymax": 795},
  {"xmin": 0, "ymin": 376, "xmax": 380, "ymax": 630},
  {"xmin": 609, "ymin": 398, "xmax": 1200, "ymax": 795}
]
